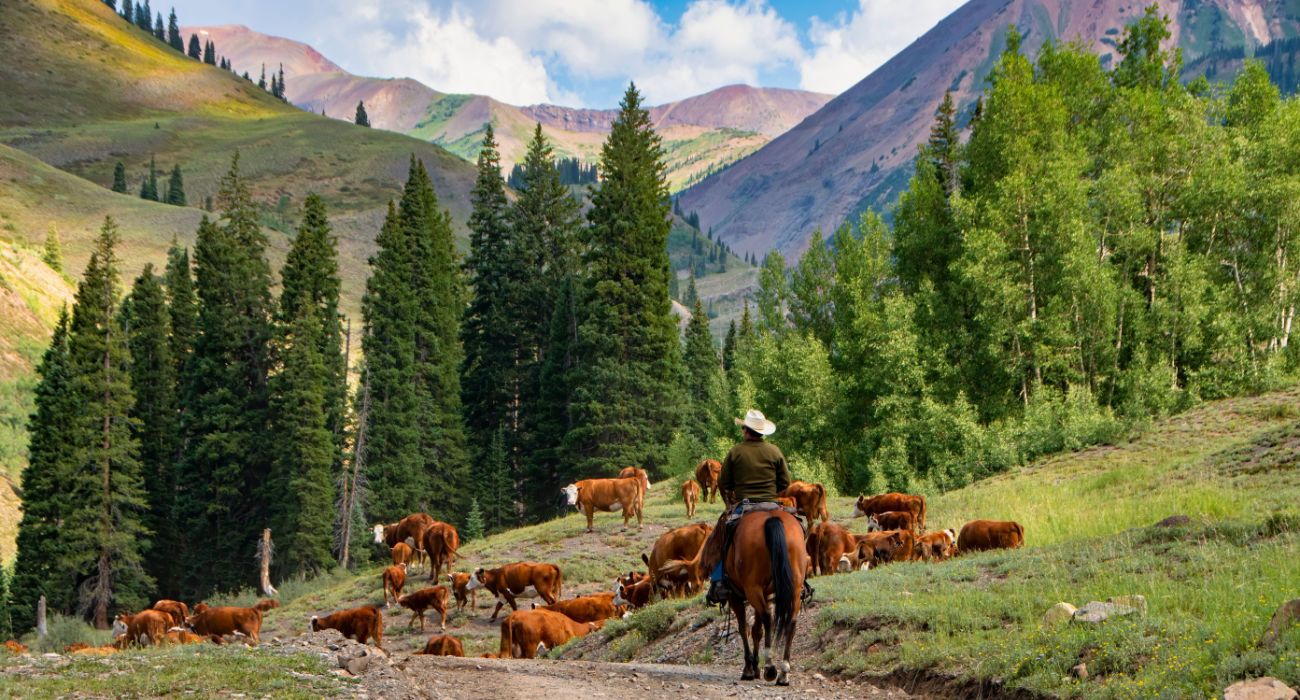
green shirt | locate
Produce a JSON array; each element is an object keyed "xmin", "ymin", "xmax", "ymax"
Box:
[{"xmin": 719, "ymin": 437, "xmax": 791, "ymax": 504}]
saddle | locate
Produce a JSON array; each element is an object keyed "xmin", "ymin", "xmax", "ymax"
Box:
[{"xmin": 724, "ymin": 500, "xmax": 798, "ymax": 525}]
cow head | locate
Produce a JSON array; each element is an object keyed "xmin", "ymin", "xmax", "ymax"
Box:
[
  {"xmin": 466, "ymin": 567, "xmax": 486, "ymax": 591},
  {"xmin": 836, "ymin": 554, "xmax": 853, "ymax": 573},
  {"xmin": 612, "ymin": 582, "xmax": 630, "ymax": 607},
  {"xmin": 851, "ymin": 495, "xmax": 868, "ymax": 518},
  {"xmin": 111, "ymin": 614, "xmax": 130, "ymax": 637},
  {"xmin": 309, "ymin": 615, "xmax": 321, "ymax": 632},
  {"xmin": 561, "ymin": 483, "xmax": 580, "ymax": 507},
  {"xmin": 372, "ymin": 524, "xmax": 386, "ymax": 544},
  {"xmin": 865, "ymin": 515, "xmax": 881, "ymax": 532}
]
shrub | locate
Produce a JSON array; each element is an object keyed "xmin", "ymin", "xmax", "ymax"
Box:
[{"xmin": 21, "ymin": 613, "xmax": 109, "ymax": 652}]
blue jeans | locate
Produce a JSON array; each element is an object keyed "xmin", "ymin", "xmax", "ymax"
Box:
[{"xmin": 711, "ymin": 560, "xmax": 725, "ymax": 583}]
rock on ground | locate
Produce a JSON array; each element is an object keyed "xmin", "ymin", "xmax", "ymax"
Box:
[
  {"xmin": 1261, "ymin": 600, "xmax": 1300, "ymax": 649},
  {"xmin": 1071, "ymin": 601, "xmax": 1137, "ymax": 625},
  {"xmin": 1223, "ymin": 677, "xmax": 1298, "ymax": 700},
  {"xmin": 1043, "ymin": 602, "xmax": 1077, "ymax": 627}
]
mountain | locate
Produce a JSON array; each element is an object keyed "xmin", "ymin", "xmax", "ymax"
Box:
[
  {"xmin": 191, "ymin": 25, "xmax": 833, "ymax": 191},
  {"xmin": 678, "ymin": 0, "xmax": 1300, "ymax": 261}
]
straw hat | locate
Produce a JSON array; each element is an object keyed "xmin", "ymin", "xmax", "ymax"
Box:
[{"xmin": 734, "ymin": 409, "xmax": 776, "ymax": 436}]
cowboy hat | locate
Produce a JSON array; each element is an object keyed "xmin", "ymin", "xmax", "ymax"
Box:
[{"xmin": 734, "ymin": 409, "xmax": 776, "ymax": 436}]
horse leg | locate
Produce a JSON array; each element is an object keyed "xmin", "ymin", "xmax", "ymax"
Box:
[
  {"xmin": 751, "ymin": 607, "xmax": 767, "ymax": 682},
  {"xmin": 761, "ymin": 604, "xmax": 777, "ymax": 682},
  {"xmin": 732, "ymin": 601, "xmax": 756, "ymax": 681},
  {"xmin": 776, "ymin": 617, "xmax": 795, "ymax": 686}
]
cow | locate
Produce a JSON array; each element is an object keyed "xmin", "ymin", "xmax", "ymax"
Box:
[
  {"xmin": 448, "ymin": 571, "xmax": 478, "ymax": 611},
  {"xmin": 253, "ymin": 599, "xmax": 280, "ymax": 612},
  {"xmin": 374, "ymin": 513, "xmax": 435, "ymax": 570},
  {"xmin": 391, "ymin": 541, "xmax": 414, "ymax": 567},
  {"xmin": 561, "ymin": 477, "xmax": 644, "ymax": 532},
  {"xmin": 681, "ymin": 479, "xmax": 700, "ymax": 517},
  {"xmin": 916, "ymin": 529, "xmax": 958, "ymax": 561},
  {"xmin": 382, "ymin": 563, "xmax": 407, "ymax": 608},
  {"xmin": 808, "ymin": 522, "xmax": 858, "ymax": 575},
  {"xmin": 866, "ymin": 510, "xmax": 918, "ymax": 533},
  {"xmin": 499, "ymin": 609, "xmax": 601, "ymax": 659},
  {"xmin": 956, "ymin": 520, "xmax": 1025, "ymax": 553},
  {"xmin": 852, "ymin": 493, "xmax": 928, "ymax": 531},
  {"xmin": 112, "ymin": 610, "xmax": 171, "ymax": 647},
  {"xmin": 641, "ymin": 522, "xmax": 711, "ymax": 598},
  {"xmin": 4, "ymin": 640, "xmax": 29, "ymax": 655},
  {"xmin": 694, "ymin": 459, "xmax": 722, "ymax": 503},
  {"xmin": 618, "ymin": 466, "xmax": 652, "ymax": 515},
  {"xmin": 186, "ymin": 606, "xmax": 263, "ymax": 645},
  {"xmin": 468, "ymin": 562, "xmax": 564, "ymax": 621},
  {"xmin": 398, "ymin": 586, "xmax": 450, "ymax": 631},
  {"xmin": 854, "ymin": 529, "xmax": 916, "ymax": 567},
  {"xmin": 161, "ymin": 628, "xmax": 207, "ymax": 645},
  {"xmin": 310, "ymin": 606, "xmax": 383, "ymax": 648},
  {"xmin": 538, "ymin": 592, "xmax": 623, "ymax": 624},
  {"xmin": 616, "ymin": 571, "xmax": 648, "ymax": 589},
  {"xmin": 778, "ymin": 480, "xmax": 830, "ymax": 525},
  {"xmin": 612, "ymin": 577, "xmax": 653, "ymax": 611},
  {"xmin": 152, "ymin": 600, "xmax": 190, "ymax": 628},
  {"xmin": 416, "ymin": 634, "xmax": 464, "ymax": 656},
  {"xmin": 422, "ymin": 521, "xmax": 460, "ymax": 580}
]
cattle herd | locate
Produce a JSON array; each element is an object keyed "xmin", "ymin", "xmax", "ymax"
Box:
[{"xmin": 66, "ymin": 460, "xmax": 1024, "ymax": 673}]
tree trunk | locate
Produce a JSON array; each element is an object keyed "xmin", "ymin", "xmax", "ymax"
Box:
[
  {"xmin": 259, "ymin": 528, "xmax": 277, "ymax": 597},
  {"xmin": 36, "ymin": 596, "xmax": 47, "ymax": 637}
]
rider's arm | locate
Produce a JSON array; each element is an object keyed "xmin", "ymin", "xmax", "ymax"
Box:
[
  {"xmin": 719, "ymin": 450, "xmax": 735, "ymax": 500},
  {"xmin": 775, "ymin": 453, "xmax": 792, "ymax": 494}
]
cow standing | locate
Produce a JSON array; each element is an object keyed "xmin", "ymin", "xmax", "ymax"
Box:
[
  {"xmin": 468, "ymin": 562, "xmax": 564, "ymax": 621},
  {"xmin": 853, "ymin": 493, "xmax": 928, "ymax": 531},
  {"xmin": 694, "ymin": 459, "xmax": 722, "ymax": 503},
  {"xmin": 310, "ymin": 606, "xmax": 383, "ymax": 648},
  {"xmin": 866, "ymin": 510, "xmax": 918, "ymax": 533},
  {"xmin": 398, "ymin": 586, "xmax": 451, "ymax": 631},
  {"xmin": 778, "ymin": 480, "xmax": 830, "ymax": 525},
  {"xmin": 422, "ymin": 522, "xmax": 460, "ymax": 580},
  {"xmin": 374, "ymin": 513, "xmax": 434, "ymax": 571},
  {"xmin": 956, "ymin": 520, "xmax": 1024, "ymax": 553},
  {"xmin": 448, "ymin": 571, "xmax": 478, "ymax": 611},
  {"xmin": 681, "ymin": 479, "xmax": 700, "ymax": 517},
  {"xmin": 618, "ymin": 466, "xmax": 651, "ymax": 515},
  {"xmin": 562, "ymin": 477, "xmax": 644, "ymax": 532},
  {"xmin": 642, "ymin": 522, "xmax": 711, "ymax": 598},
  {"xmin": 188, "ymin": 606, "xmax": 263, "ymax": 645},
  {"xmin": 916, "ymin": 529, "xmax": 957, "ymax": 561}
]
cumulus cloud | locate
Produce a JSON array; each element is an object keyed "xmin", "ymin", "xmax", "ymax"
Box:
[{"xmin": 799, "ymin": 0, "xmax": 965, "ymax": 95}]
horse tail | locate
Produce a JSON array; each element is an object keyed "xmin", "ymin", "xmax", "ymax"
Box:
[{"xmin": 765, "ymin": 516, "xmax": 795, "ymax": 634}]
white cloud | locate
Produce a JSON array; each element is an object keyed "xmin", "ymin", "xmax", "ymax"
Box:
[{"xmin": 799, "ymin": 0, "xmax": 965, "ymax": 94}]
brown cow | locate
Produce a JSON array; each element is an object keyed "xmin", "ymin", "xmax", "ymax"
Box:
[
  {"xmin": 866, "ymin": 510, "xmax": 918, "ymax": 533},
  {"xmin": 253, "ymin": 599, "xmax": 281, "ymax": 612},
  {"xmin": 916, "ymin": 528, "xmax": 957, "ymax": 561},
  {"xmin": 808, "ymin": 522, "xmax": 858, "ymax": 575},
  {"xmin": 956, "ymin": 520, "xmax": 1024, "ymax": 553},
  {"xmin": 694, "ymin": 459, "xmax": 722, "ymax": 503},
  {"xmin": 416, "ymin": 634, "xmax": 464, "ymax": 656},
  {"xmin": 391, "ymin": 541, "xmax": 414, "ymax": 567},
  {"xmin": 778, "ymin": 480, "xmax": 830, "ymax": 525},
  {"xmin": 612, "ymin": 577, "xmax": 653, "ymax": 610},
  {"xmin": 642, "ymin": 522, "xmax": 711, "ymax": 598},
  {"xmin": 618, "ymin": 466, "xmax": 652, "ymax": 515},
  {"xmin": 310, "ymin": 606, "xmax": 383, "ymax": 648},
  {"xmin": 448, "ymin": 571, "xmax": 478, "ymax": 611},
  {"xmin": 161, "ymin": 629, "xmax": 207, "ymax": 645},
  {"xmin": 398, "ymin": 586, "xmax": 450, "ymax": 631},
  {"xmin": 152, "ymin": 600, "xmax": 189, "ymax": 628},
  {"xmin": 422, "ymin": 521, "xmax": 460, "ymax": 580},
  {"xmin": 468, "ymin": 562, "xmax": 564, "ymax": 621},
  {"xmin": 853, "ymin": 493, "xmax": 927, "ymax": 531},
  {"xmin": 854, "ymin": 529, "xmax": 916, "ymax": 567},
  {"xmin": 382, "ymin": 563, "xmax": 407, "ymax": 607},
  {"xmin": 616, "ymin": 570, "xmax": 648, "ymax": 588},
  {"xmin": 562, "ymin": 477, "xmax": 644, "ymax": 532},
  {"xmin": 538, "ymin": 592, "xmax": 623, "ymax": 623},
  {"xmin": 374, "ymin": 513, "xmax": 435, "ymax": 570},
  {"xmin": 187, "ymin": 606, "xmax": 263, "ymax": 645},
  {"xmin": 681, "ymin": 479, "xmax": 700, "ymax": 517},
  {"xmin": 499, "ymin": 609, "xmax": 601, "ymax": 659},
  {"xmin": 112, "ymin": 610, "xmax": 171, "ymax": 647}
]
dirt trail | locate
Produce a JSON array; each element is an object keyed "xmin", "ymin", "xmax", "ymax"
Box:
[{"xmin": 397, "ymin": 654, "xmax": 915, "ymax": 699}]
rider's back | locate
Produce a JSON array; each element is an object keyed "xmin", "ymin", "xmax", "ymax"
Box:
[{"xmin": 720, "ymin": 439, "xmax": 791, "ymax": 504}]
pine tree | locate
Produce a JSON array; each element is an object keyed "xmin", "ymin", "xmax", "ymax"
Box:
[
  {"xmin": 0, "ymin": 565, "xmax": 13, "ymax": 641},
  {"xmin": 464, "ymin": 499, "xmax": 485, "ymax": 540},
  {"xmin": 203, "ymin": 39, "xmax": 215, "ymax": 65},
  {"xmin": 722, "ymin": 319, "xmax": 737, "ymax": 373},
  {"xmin": 187, "ymin": 33, "xmax": 201, "ymax": 60},
  {"xmin": 139, "ymin": 157, "xmax": 159, "ymax": 202},
  {"xmin": 277, "ymin": 64, "xmax": 286, "ymax": 100},
  {"xmin": 154, "ymin": 12, "xmax": 165, "ymax": 41},
  {"xmin": 165, "ymin": 164, "xmax": 186, "ymax": 206},
  {"xmin": 43, "ymin": 225, "xmax": 64, "ymax": 273},
  {"xmin": 112, "ymin": 162, "xmax": 128, "ymax": 193},
  {"xmin": 121, "ymin": 0, "xmax": 133, "ymax": 26},
  {"xmin": 164, "ymin": 241, "xmax": 196, "ymax": 378},
  {"xmin": 176, "ymin": 155, "xmax": 274, "ymax": 598},
  {"xmin": 9, "ymin": 310, "xmax": 77, "ymax": 632},
  {"xmin": 259, "ymin": 64, "xmax": 267, "ymax": 90},
  {"xmin": 929, "ymin": 91, "xmax": 960, "ymax": 197},
  {"xmin": 63, "ymin": 218, "xmax": 153, "ymax": 627},
  {"xmin": 355, "ymin": 101, "xmax": 370, "ymax": 127},
  {"xmin": 683, "ymin": 273, "xmax": 698, "ymax": 309},
  {"xmin": 136, "ymin": 0, "xmax": 151, "ymax": 31},
  {"xmin": 167, "ymin": 7, "xmax": 182, "ymax": 51},
  {"xmin": 565, "ymin": 83, "xmax": 684, "ymax": 476},
  {"xmin": 122, "ymin": 264, "xmax": 178, "ymax": 597},
  {"xmin": 683, "ymin": 298, "xmax": 723, "ymax": 444},
  {"xmin": 479, "ymin": 427, "xmax": 512, "ymax": 531},
  {"xmin": 270, "ymin": 73, "xmax": 279, "ymax": 99}
]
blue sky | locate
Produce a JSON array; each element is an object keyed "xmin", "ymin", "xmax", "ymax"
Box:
[{"xmin": 170, "ymin": 0, "xmax": 966, "ymax": 107}]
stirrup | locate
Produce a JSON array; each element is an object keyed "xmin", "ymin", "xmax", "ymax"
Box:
[
  {"xmin": 801, "ymin": 581, "xmax": 815, "ymax": 605},
  {"xmin": 705, "ymin": 580, "xmax": 730, "ymax": 607}
]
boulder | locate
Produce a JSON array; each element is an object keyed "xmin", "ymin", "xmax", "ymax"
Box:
[
  {"xmin": 1260, "ymin": 600, "xmax": 1300, "ymax": 649},
  {"xmin": 1106, "ymin": 594, "xmax": 1148, "ymax": 617},
  {"xmin": 1223, "ymin": 677, "xmax": 1298, "ymax": 700},
  {"xmin": 1043, "ymin": 602, "xmax": 1078, "ymax": 627},
  {"xmin": 1071, "ymin": 601, "xmax": 1136, "ymax": 624}
]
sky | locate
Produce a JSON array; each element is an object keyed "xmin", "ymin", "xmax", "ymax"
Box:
[{"xmin": 168, "ymin": 0, "xmax": 967, "ymax": 107}]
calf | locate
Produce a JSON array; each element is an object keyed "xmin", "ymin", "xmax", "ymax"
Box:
[
  {"xmin": 391, "ymin": 541, "xmax": 414, "ymax": 567},
  {"xmin": 562, "ymin": 477, "xmax": 644, "ymax": 532},
  {"xmin": 468, "ymin": 562, "xmax": 564, "ymax": 621},
  {"xmin": 382, "ymin": 563, "xmax": 407, "ymax": 608},
  {"xmin": 112, "ymin": 610, "xmax": 171, "ymax": 647},
  {"xmin": 778, "ymin": 480, "xmax": 830, "ymax": 525},
  {"xmin": 808, "ymin": 522, "xmax": 857, "ymax": 575},
  {"xmin": 956, "ymin": 520, "xmax": 1024, "ymax": 553},
  {"xmin": 854, "ymin": 529, "xmax": 916, "ymax": 567},
  {"xmin": 618, "ymin": 466, "xmax": 651, "ymax": 515},
  {"xmin": 642, "ymin": 522, "xmax": 711, "ymax": 599},
  {"xmin": 916, "ymin": 529, "xmax": 957, "ymax": 561},
  {"xmin": 186, "ymin": 606, "xmax": 263, "ymax": 645},
  {"xmin": 152, "ymin": 600, "xmax": 189, "ymax": 628},
  {"xmin": 448, "ymin": 571, "xmax": 478, "ymax": 611},
  {"xmin": 161, "ymin": 628, "xmax": 207, "ymax": 645},
  {"xmin": 253, "ymin": 599, "xmax": 280, "ymax": 612},
  {"xmin": 310, "ymin": 606, "xmax": 383, "ymax": 648},
  {"xmin": 853, "ymin": 493, "xmax": 927, "ymax": 531},
  {"xmin": 398, "ymin": 586, "xmax": 450, "ymax": 631},
  {"xmin": 422, "ymin": 522, "xmax": 460, "ymax": 580},
  {"xmin": 612, "ymin": 577, "xmax": 653, "ymax": 611},
  {"xmin": 694, "ymin": 459, "xmax": 722, "ymax": 503},
  {"xmin": 867, "ymin": 510, "xmax": 918, "ymax": 533},
  {"xmin": 374, "ymin": 513, "xmax": 434, "ymax": 570},
  {"xmin": 416, "ymin": 634, "xmax": 464, "ymax": 656},
  {"xmin": 681, "ymin": 479, "xmax": 700, "ymax": 518},
  {"xmin": 499, "ymin": 609, "xmax": 601, "ymax": 659},
  {"xmin": 538, "ymin": 592, "xmax": 622, "ymax": 623}
]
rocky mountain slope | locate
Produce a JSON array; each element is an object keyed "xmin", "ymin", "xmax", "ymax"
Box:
[{"xmin": 678, "ymin": 0, "xmax": 1300, "ymax": 261}]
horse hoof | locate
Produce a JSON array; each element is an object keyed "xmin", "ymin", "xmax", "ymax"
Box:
[
  {"xmin": 776, "ymin": 677, "xmax": 790, "ymax": 687},
  {"xmin": 741, "ymin": 670, "xmax": 757, "ymax": 681},
  {"xmin": 763, "ymin": 666, "xmax": 777, "ymax": 682}
]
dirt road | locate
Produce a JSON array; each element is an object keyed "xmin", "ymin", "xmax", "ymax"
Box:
[{"xmin": 397, "ymin": 654, "xmax": 915, "ymax": 699}]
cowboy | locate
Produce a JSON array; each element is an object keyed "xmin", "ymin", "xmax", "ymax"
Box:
[{"xmin": 701, "ymin": 409, "xmax": 793, "ymax": 606}]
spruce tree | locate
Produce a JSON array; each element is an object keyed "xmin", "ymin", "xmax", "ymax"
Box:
[
  {"xmin": 187, "ymin": 33, "xmax": 201, "ymax": 60},
  {"xmin": 479, "ymin": 427, "xmax": 512, "ymax": 531},
  {"xmin": 722, "ymin": 319, "xmax": 737, "ymax": 373},
  {"xmin": 136, "ymin": 0, "xmax": 151, "ymax": 31},
  {"xmin": 122, "ymin": 264, "xmax": 178, "ymax": 598},
  {"xmin": 154, "ymin": 12, "xmax": 165, "ymax": 41},
  {"xmin": 140, "ymin": 157, "xmax": 159, "ymax": 202},
  {"xmin": 683, "ymin": 298, "xmax": 723, "ymax": 444},
  {"xmin": 464, "ymin": 499, "xmax": 485, "ymax": 540},
  {"xmin": 167, "ymin": 8, "xmax": 182, "ymax": 51},
  {"xmin": 355, "ymin": 101, "xmax": 370, "ymax": 127},
  {"xmin": 204, "ymin": 39, "xmax": 215, "ymax": 65},
  {"xmin": 43, "ymin": 225, "xmax": 64, "ymax": 273},
  {"xmin": 112, "ymin": 162, "xmax": 128, "ymax": 193},
  {"xmin": 565, "ymin": 83, "xmax": 684, "ymax": 476},
  {"xmin": 9, "ymin": 310, "xmax": 77, "ymax": 631},
  {"xmin": 64, "ymin": 218, "xmax": 153, "ymax": 627},
  {"xmin": 165, "ymin": 164, "xmax": 185, "ymax": 206},
  {"xmin": 277, "ymin": 64, "xmax": 286, "ymax": 100},
  {"xmin": 0, "ymin": 565, "xmax": 13, "ymax": 641},
  {"xmin": 164, "ymin": 241, "xmax": 196, "ymax": 378},
  {"xmin": 259, "ymin": 64, "xmax": 267, "ymax": 90},
  {"xmin": 176, "ymin": 155, "xmax": 274, "ymax": 598},
  {"xmin": 121, "ymin": 0, "xmax": 133, "ymax": 25}
]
